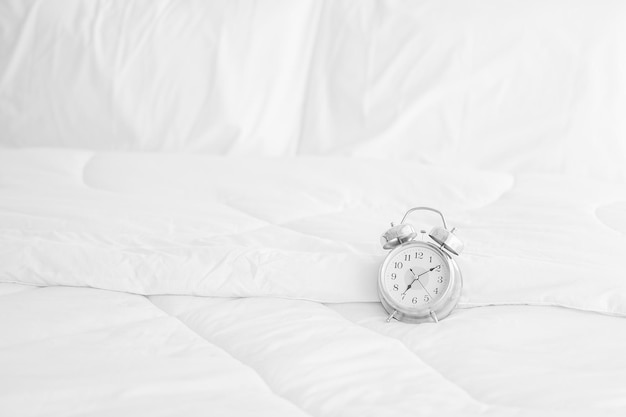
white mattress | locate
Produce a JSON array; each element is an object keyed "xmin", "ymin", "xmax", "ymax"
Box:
[{"xmin": 1, "ymin": 149, "xmax": 625, "ymax": 416}]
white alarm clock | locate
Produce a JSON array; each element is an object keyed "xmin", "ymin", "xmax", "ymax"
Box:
[{"xmin": 379, "ymin": 207, "xmax": 463, "ymax": 323}]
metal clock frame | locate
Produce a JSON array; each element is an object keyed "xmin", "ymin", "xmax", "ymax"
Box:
[{"xmin": 378, "ymin": 206, "xmax": 464, "ymax": 324}]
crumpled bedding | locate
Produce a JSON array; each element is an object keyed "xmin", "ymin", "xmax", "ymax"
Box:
[
  {"xmin": 2, "ymin": 0, "xmax": 626, "ymax": 415},
  {"xmin": 2, "ymin": 0, "xmax": 626, "ymax": 181},
  {"xmin": 1, "ymin": 149, "xmax": 625, "ymax": 316},
  {"xmin": 1, "ymin": 149, "xmax": 625, "ymax": 415}
]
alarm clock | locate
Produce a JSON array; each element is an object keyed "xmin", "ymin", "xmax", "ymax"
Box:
[{"xmin": 378, "ymin": 207, "xmax": 464, "ymax": 323}]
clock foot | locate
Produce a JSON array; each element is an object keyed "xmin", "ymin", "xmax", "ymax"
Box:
[
  {"xmin": 430, "ymin": 310, "xmax": 439, "ymax": 323},
  {"xmin": 386, "ymin": 310, "xmax": 398, "ymax": 323}
]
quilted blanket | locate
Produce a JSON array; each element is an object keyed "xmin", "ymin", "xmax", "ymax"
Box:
[{"xmin": 1, "ymin": 150, "xmax": 626, "ymax": 416}]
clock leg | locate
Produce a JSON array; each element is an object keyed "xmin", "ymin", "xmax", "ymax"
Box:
[
  {"xmin": 430, "ymin": 310, "xmax": 439, "ymax": 323},
  {"xmin": 386, "ymin": 310, "xmax": 398, "ymax": 323}
]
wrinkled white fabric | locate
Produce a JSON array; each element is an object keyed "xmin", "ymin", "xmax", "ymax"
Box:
[
  {"xmin": 1, "ymin": 1, "xmax": 626, "ymax": 415},
  {"xmin": 1, "ymin": 1, "xmax": 626, "ymax": 180},
  {"xmin": 1, "ymin": 149, "xmax": 625, "ymax": 317}
]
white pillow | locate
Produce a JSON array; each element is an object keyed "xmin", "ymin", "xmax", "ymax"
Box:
[
  {"xmin": 2, "ymin": 1, "xmax": 625, "ymax": 181},
  {"xmin": 0, "ymin": 0, "xmax": 314, "ymax": 155},
  {"xmin": 296, "ymin": 0, "xmax": 626, "ymax": 181}
]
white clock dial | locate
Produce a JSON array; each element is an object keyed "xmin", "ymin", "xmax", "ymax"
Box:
[{"xmin": 382, "ymin": 245, "xmax": 450, "ymax": 308}]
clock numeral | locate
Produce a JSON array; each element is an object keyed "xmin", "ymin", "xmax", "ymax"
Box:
[
  {"xmin": 434, "ymin": 288, "xmax": 439, "ymax": 294},
  {"xmin": 394, "ymin": 261, "xmax": 404, "ymax": 269},
  {"xmin": 424, "ymin": 295, "xmax": 431, "ymax": 302},
  {"xmin": 393, "ymin": 284, "xmax": 399, "ymax": 291},
  {"xmin": 429, "ymin": 256, "xmax": 433, "ymax": 263},
  {"xmin": 412, "ymin": 297, "xmax": 418, "ymax": 304},
  {"xmin": 401, "ymin": 293, "xmax": 406, "ymax": 300},
  {"xmin": 437, "ymin": 276, "xmax": 444, "ymax": 283},
  {"xmin": 404, "ymin": 254, "xmax": 411, "ymax": 261},
  {"xmin": 435, "ymin": 265, "xmax": 441, "ymax": 272},
  {"xmin": 390, "ymin": 273, "xmax": 397, "ymax": 280},
  {"xmin": 416, "ymin": 252, "xmax": 424, "ymax": 259}
]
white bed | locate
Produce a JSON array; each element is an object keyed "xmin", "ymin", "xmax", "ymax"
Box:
[{"xmin": 1, "ymin": 1, "xmax": 626, "ymax": 416}]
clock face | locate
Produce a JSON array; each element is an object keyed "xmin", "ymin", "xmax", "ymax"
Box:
[{"xmin": 381, "ymin": 243, "xmax": 451, "ymax": 309}]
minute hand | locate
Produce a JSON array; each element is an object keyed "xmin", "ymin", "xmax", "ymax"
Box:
[
  {"xmin": 418, "ymin": 265, "xmax": 439, "ymax": 278},
  {"xmin": 415, "ymin": 266, "xmax": 438, "ymax": 298}
]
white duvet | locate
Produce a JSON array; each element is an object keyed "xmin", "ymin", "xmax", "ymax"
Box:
[
  {"xmin": 1, "ymin": 150, "xmax": 626, "ymax": 416},
  {"xmin": 2, "ymin": 0, "xmax": 626, "ymax": 416},
  {"xmin": 4, "ymin": 283, "xmax": 626, "ymax": 417},
  {"xmin": 2, "ymin": 150, "xmax": 625, "ymax": 316}
]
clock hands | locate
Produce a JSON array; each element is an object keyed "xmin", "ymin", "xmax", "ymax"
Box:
[
  {"xmin": 401, "ymin": 269, "xmax": 422, "ymax": 297},
  {"xmin": 402, "ymin": 266, "xmax": 439, "ymax": 298},
  {"xmin": 413, "ymin": 275, "xmax": 433, "ymax": 299}
]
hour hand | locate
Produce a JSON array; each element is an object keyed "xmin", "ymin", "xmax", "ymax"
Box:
[
  {"xmin": 401, "ymin": 285, "xmax": 412, "ymax": 297},
  {"xmin": 402, "ymin": 269, "xmax": 418, "ymax": 296}
]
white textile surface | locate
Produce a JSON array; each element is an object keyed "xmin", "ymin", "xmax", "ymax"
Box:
[
  {"xmin": 1, "ymin": 1, "xmax": 625, "ymax": 416},
  {"xmin": 3, "ymin": 283, "xmax": 626, "ymax": 417},
  {"xmin": 1, "ymin": 150, "xmax": 625, "ymax": 317},
  {"xmin": 1, "ymin": 0, "xmax": 626, "ymax": 180}
]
